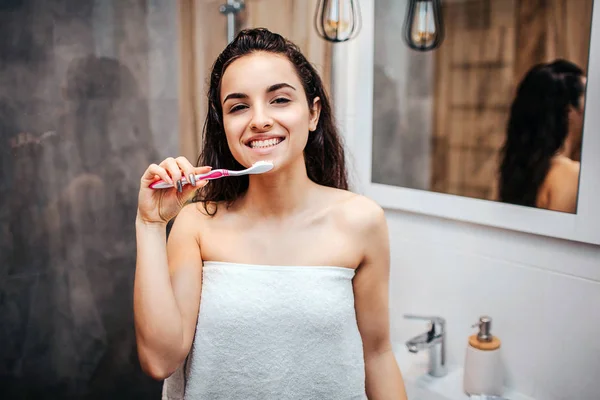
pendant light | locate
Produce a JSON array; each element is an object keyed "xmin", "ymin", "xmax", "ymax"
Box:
[
  {"xmin": 403, "ymin": 0, "xmax": 444, "ymax": 51},
  {"xmin": 314, "ymin": 0, "xmax": 362, "ymax": 43}
]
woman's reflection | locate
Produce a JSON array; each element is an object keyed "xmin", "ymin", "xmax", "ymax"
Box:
[{"xmin": 499, "ymin": 59, "xmax": 586, "ymax": 213}]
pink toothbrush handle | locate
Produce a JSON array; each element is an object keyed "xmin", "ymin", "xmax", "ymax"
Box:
[
  {"xmin": 197, "ymin": 169, "xmax": 229, "ymax": 180},
  {"xmin": 150, "ymin": 169, "xmax": 230, "ymax": 189}
]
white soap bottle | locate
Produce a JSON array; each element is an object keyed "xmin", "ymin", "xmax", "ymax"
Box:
[{"xmin": 463, "ymin": 316, "xmax": 504, "ymax": 396}]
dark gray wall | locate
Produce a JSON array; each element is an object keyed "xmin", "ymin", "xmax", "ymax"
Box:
[{"xmin": 0, "ymin": 0, "xmax": 179, "ymax": 398}]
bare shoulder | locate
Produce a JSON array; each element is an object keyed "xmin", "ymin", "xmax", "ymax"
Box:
[
  {"xmin": 543, "ymin": 157, "xmax": 580, "ymax": 212},
  {"xmin": 171, "ymin": 201, "xmax": 219, "ymax": 237},
  {"xmin": 548, "ymin": 156, "xmax": 580, "ymax": 179},
  {"xmin": 546, "ymin": 157, "xmax": 580, "ymax": 192},
  {"xmin": 321, "ymin": 187, "xmax": 387, "ymax": 234}
]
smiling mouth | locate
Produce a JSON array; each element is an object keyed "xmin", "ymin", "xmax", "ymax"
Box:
[{"xmin": 247, "ymin": 138, "xmax": 284, "ymax": 149}]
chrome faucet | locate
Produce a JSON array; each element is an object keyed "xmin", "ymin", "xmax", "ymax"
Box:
[{"xmin": 404, "ymin": 314, "xmax": 447, "ymax": 377}]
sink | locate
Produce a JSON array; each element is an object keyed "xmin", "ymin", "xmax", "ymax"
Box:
[
  {"xmin": 393, "ymin": 343, "xmax": 534, "ymax": 400},
  {"xmin": 394, "ymin": 343, "xmax": 458, "ymax": 400}
]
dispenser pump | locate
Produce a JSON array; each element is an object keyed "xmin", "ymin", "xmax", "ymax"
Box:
[
  {"xmin": 473, "ymin": 316, "xmax": 493, "ymax": 342},
  {"xmin": 463, "ymin": 315, "xmax": 504, "ymax": 396}
]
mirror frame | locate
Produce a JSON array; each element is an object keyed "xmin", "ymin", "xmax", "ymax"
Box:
[{"xmin": 332, "ymin": 0, "xmax": 600, "ymax": 245}]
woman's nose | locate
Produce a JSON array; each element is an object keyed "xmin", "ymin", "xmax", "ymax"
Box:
[{"xmin": 249, "ymin": 108, "xmax": 274, "ymax": 131}]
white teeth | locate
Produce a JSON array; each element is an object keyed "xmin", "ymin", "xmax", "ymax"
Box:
[{"xmin": 249, "ymin": 138, "xmax": 282, "ymax": 148}]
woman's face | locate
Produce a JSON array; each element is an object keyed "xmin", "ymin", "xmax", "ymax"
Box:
[{"xmin": 219, "ymin": 52, "xmax": 320, "ymax": 171}]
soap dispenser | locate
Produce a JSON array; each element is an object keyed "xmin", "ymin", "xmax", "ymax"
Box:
[{"xmin": 463, "ymin": 316, "xmax": 504, "ymax": 396}]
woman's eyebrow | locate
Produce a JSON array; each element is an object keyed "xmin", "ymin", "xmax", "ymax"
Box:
[
  {"xmin": 223, "ymin": 92, "xmax": 247, "ymax": 103},
  {"xmin": 266, "ymin": 83, "xmax": 296, "ymax": 93},
  {"xmin": 222, "ymin": 83, "xmax": 296, "ymax": 104}
]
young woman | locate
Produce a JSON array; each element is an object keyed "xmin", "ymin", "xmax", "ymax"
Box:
[
  {"xmin": 134, "ymin": 28, "xmax": 407, "ymax": 399},
  {"xmin": 499, "ymin": 59, "xmax": 586, "ymax": 213}
]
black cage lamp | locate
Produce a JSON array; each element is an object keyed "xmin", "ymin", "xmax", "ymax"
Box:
[
  {"xmin": 403, "ymin": 0, "xmax": 444, "ymax": 51},
  {"xmin": 314, "ymin": 0, "xmax": 362, "ymax": 43}
]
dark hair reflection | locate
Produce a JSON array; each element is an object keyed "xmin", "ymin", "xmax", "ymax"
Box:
[{"xmin": 498, "ymin": 59, "xmax": 586, "ymax": 211}]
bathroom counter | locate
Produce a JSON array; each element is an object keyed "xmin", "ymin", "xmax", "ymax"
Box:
[{"xmin": 393, "ymin": 343, "xmax": 535, "ymax": 400}]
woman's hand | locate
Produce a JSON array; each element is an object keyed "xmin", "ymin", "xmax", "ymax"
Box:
[{"xmin": 137, "ymin": 156, "xmax": 212, "ymax": 225}]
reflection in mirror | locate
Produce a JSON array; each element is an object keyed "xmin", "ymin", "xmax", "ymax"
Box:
[
  {"xmin": 372, "ymin": 0, "xmax": 593, "ymax": 214},
  {"xmin": 499, "ymin": 60, "xmax": 586, "ymax": 213}
]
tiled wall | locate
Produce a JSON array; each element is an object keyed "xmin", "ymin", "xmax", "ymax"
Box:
[
  {"xmin": 0, "ymin": 0, "xmax": 179, "ymax": 397},
  {"xmin": 385, "ymin": 209, "xmax": 600, "ymax": 400}
]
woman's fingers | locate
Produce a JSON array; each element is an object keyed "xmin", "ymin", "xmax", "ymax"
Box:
[
  {"xmin": 160, "ymin": 157, "xmax": 183, "ymax": 190},
  {"xmin": 176, "ymin": 156, "xmax": 199, "ymax": 187},
  {"xmin": 142, "ymin": 164, "xmax": 172, "ymax": 186},
  {"xmin": 192, "ymin": 178, "xmax": 210, "ymax": 189},
  {"xmin": 191, "ymin": 166, "xmax": 213, "ymax": 184},
  {"xmin": 182, "ymin": 166, "xmax": 213, "ymax": 192},
  {"xmin": 142, "ymin": 157, "xmax": 214, "ymax": 191},
  {"xmin": 194, "ymin": 166, "xmax": 213, "ymax": 174}
]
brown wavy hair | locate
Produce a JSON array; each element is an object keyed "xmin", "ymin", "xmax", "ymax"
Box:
[{"xmin": 192, "ymin": 28, "xmax": 348, "ymax": 215}]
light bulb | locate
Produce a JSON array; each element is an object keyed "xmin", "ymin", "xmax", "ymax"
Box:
[
  {"xmin": 412, "ymin": 2, "xmax": 436, "ymax": 45},
  {"xmin": 403, "ymin": 0, "xmax": 444, "ymax": 51},
  {"xmin": 315, "ymin": 0, "xmax": 361, "ymax": 43}
]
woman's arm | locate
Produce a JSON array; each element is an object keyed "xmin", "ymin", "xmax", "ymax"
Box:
[
  {"xmin": 133, "ymin": 203, "xmax": 203, "ymax": 380},
  {"xmin": 352, "ymin": 200, "xmax": 407, "ymax": 400}
]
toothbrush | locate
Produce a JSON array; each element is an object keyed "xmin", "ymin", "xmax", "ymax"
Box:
[{"xmin": 149, "ymin": 160, "xmax": 274, "ymax": 189}]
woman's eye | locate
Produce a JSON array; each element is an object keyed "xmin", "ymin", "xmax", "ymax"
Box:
[
  {"xmin": 230, "ymin": 104, "xmax": 247, "ymax": 113},
  {"xmin": 272, "ymin": 98, "xmax": 291, "ymax": 104}
]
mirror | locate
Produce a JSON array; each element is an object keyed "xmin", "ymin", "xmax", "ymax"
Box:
[{"xmin": 371, "ymin": 0, "xmax": 593, "ymax": 214}]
